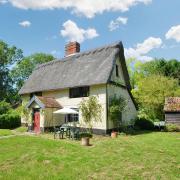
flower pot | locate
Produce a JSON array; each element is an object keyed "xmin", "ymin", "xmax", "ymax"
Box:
[
  {"xmin": 81, "ymin": 137, "xmax": 90, "ymax": 146},
  {"xmin": 111, "ymin": 131, "xmax": 118, "ymax": 138}
]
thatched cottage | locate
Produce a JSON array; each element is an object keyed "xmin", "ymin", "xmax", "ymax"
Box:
[{"xmin": 19, "ymin": 41, "xmax": 137, "ymax": 134}]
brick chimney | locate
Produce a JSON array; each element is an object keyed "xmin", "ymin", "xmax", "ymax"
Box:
[{"xmin": 65, "ymin": 41, "xmax": 80, "ymax": 56}]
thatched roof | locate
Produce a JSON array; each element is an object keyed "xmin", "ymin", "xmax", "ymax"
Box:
[
  {"xmin": 164, "ymin": 97, "xmax": 180, "ymax": 112},
  {"xmin": 26, "ymin": 96, "xmax": 62, "ymax": 109},
  {"xmin": 19, "ymin": 41, "xmax": 130, "ymax": 94}
]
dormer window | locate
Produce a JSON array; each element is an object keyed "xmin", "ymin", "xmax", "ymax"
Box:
[{"xmin": 116, "ymin": 65, "xmax": 119, "ymax": 77}]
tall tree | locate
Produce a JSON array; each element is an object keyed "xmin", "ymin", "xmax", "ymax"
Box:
[
  {"xmin": 127, "ymin": 58, "xmax": 180, "ymax": 88},
  {"xmin": 126, "ymin": 58, "xmax": 143, "ymax": 89},
  {"xmin": 0, "ymin": 40, "xmax": 23, "ymax": 104},
  {"xmin": 11, "ymin": 53, "xmax": 54, "ymax": 90},
  {"xmin": 132, "ymin": 75, "xmax": 180, "ymax": 121},
  {"xmin": 140, "ymin": 58, "xmax": 180, "ymax": 83}
]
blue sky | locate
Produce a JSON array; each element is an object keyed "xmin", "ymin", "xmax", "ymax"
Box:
[{"xmin": 0, "ymin": 0, "xmax": 180, "ymax": 61}]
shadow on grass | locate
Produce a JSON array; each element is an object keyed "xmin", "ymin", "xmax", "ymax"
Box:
[
  {"xmin": 125, "ymin": 130, "xmax": 154, "ymax": 136},
  {"xmin": 119, "ymin": 129, "xmax": 163, "ymax": 136}
]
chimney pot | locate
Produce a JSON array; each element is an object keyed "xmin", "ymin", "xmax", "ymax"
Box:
[{"xmin": 65, "ymin": 41, "xmax": 80, "ymax": 56}]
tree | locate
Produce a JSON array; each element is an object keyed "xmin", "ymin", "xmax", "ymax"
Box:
[
  {"xmin": 127, "ymin": 58, "xmax": 180, "ymax": 88},
  {"xmin": 11, "ymin": 53, "xmax": 54, "ymax": 90},
  {"xmin": 79, "ymin": 96, "xmax": 102, "ymax": 132},
  {"xmin": 0, "ymin": 101, "xmax": 21, "ymax": 129},
  {"xmin": 140, "ymin": 58, "xmax": 180, "ymax": 83},
  {"xmin": 132, "ymin": 75, "xmax": 180, "ymax": 121},
  {"xmin": 16, "ymin": 105, "xmax": 30, "ymax": 125},
  {"xmin": 126, "ymin": 58, "xmax": 144, "ymax": 89},
  {"xmin": 0, "ymin": 40, "xmax": 23, "ymax": 104},
  {"xmin": 0, "ymin": 101, "xmax": 11, "ymax": 114}
]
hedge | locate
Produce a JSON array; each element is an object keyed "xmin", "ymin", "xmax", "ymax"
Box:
[
  {"xmin": 0, "ymin": 113, "xmax": 21, "ymax": 129},
  {"xmin": 134, "ymin": 118, "xmax": 154, "ymax": 130}
]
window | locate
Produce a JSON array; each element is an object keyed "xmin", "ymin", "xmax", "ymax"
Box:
[
  {"xmin": 69, "ymin": 86, "xmax": 89, "ymax": 98},
  {"xmin": 67, "ymin": 108, "xmax": 79, "ymax": 122},
  {"xmin": 116, "ymin": 65, "xmax": 119, "ymax": 77},
  {"xmin": 67, "ymin": 114, "xmax": 79, "ymax": 122},
  {"xmin": 30, "ymin": 92, "xmax": 42, "ymax": 99}
]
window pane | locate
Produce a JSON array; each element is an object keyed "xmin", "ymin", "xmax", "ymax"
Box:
[
  {"xmin": 69, "ymin": 86, "xmax": 89, "ymax": 98},
  {"xmin": 116, "ymin": 65, "xmax": 119, "ymax": 77},
  {"xmin": 67, "ymin": 113, "xmax": 79, "ymax": 122}
]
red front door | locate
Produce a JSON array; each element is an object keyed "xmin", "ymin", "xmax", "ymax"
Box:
[{"xmin": 34, "ymin": 112, "xmax": 40, "ymax": 133}]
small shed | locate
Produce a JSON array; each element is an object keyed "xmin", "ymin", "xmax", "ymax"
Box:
[{"xmin": 164, "ymin": 97, "xmax": 180, "ymax": 125}]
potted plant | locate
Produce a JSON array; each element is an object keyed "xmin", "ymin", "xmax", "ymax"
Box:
[
  {"xmin": 79, "ymin": 96, "xmax": 102, "ymax": 146},
  {"xmin": 111, "ymin": 131, "xmax": 118, "ymax": 138},
  {"xmin": 80, "ymin": 132, "xmax": 93, "ymax": 146},
  {"xmin": 109, "ymin": 95, "xmax": 128, "ymax": 137}
]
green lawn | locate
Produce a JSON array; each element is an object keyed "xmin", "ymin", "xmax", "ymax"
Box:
[
  {"xmin": 14, "ymin": 126, "xmax": 28, "ymax": 133},
  {"xmin": 0, "ymin": 129, "xmax": 13, "ymax": 136},
  {"xmin": 0, "ymin": 127, "xmax": 27, "ymax": 137},
  {"xmin": 0, "ymin": 132, "xmax": 179, "ymax": 180}
]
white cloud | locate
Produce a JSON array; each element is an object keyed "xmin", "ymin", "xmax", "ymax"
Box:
[
  {"xmin": 7, "ymin": 0, "xmax": 152, "ymax": 18},
  {"xmin": 0, "ymin": 0, "xmax": 8, "ymax": 4},
  {"xmin": 125, "ymin": 37, "xmax": 162, "ymax": 61},
  {"xmin": 19, "ymin": 20, "xmax": 31, "ymax": 27},
  {"xmin": 60, "ymin": 20, "xmax": 99, "ymax": 43},
  {"xmin": 165, "ymin": 25, "xmax": 180, "ymax": 42},
  {"xmin": 109, "ymin": 16, "xmax": 128, "ymax": 31}
]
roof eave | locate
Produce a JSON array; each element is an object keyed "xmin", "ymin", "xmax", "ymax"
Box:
[{"xmin": 19, "ymin": 82, "xmax": 107, "ymax": 95}]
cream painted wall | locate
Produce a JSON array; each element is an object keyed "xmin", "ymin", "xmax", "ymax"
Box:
[
  {"xmin": 108, "ymin": 57, "xmax": 137, "ymax": 129},
  {"xmin": 40, "ymin": 109, "xmax": 44, "ymax": 128},
  {"xmin": 107, "ymin": 84, "xmax": 137, "ymax": 129},
  {"xmin": 43, "ymin": 84, "xmax": 107, "ymax": 130}
]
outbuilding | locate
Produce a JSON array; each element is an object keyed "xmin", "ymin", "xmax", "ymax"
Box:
[{"xmin": 164, "ymin": 97, "xmax": 180, "ymax": 125}]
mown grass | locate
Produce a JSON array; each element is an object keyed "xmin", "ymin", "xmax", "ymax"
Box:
[
  {"xmin": 14, "ymin": 126, "xmax": 28, "ymax": 133},
  {"xmin": 0, "ymin": 132, "xmax": 179, "ymax": 180},
  {"xmin": 0, "ymin": 129, "xmax": 13, "ymax": 136}
]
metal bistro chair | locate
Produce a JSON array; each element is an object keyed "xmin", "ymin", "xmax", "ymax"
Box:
[
  {"xmin": 70, "ymin": 127, "xmax": 80, "ymax": 140},
  {"xmin": 54, "ymin": 127, "xmax": 64, "ymax": 139},
  {"xmin": 60, "ymin": 124, "xmax": 70, "ymax": 138}
]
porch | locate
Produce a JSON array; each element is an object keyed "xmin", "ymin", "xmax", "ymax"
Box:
[{"xmin": 26, "ymin": 96, "xmax": 79, "ymax": 133}]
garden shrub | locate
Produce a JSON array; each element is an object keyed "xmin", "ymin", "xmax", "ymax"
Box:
[
  {"xmin": 79, "ymin": 132, "xmax": 93, "ymax": 138},
  {"xmin": 0, "ymin": 101, "xmax": 21, "ymax": 129},
  {"xmin": 134, "ymin": 118, "xmax": 154, "ymax": 130},
  {"xmin": 119, "ymin": 124, "xmax": 136, "ymax": 134},
  {"xmin": 0, "ymin": 113, "xmax": 21, "ymax": 129},
  {"xmin": 165, "ymin": 124, "xmax": 180, "ymax": 132},
  {"xmin": 0, "ymin": 101, "xmax": 11, "ymax": 114}
]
